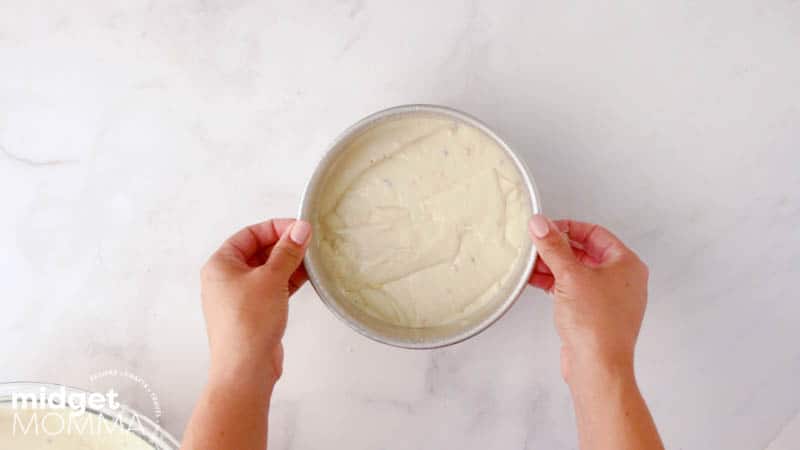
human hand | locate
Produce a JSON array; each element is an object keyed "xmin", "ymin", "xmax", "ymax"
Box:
[
  {"xmin": 200, "ymin": 218, "xmax": 311, "ymax": 387},
  {"xmin": 527, "ymin": 215, "xmax": 649, "ymax": 389}
]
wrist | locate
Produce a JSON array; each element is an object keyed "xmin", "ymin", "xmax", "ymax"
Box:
[
  {"xmin": 567, "ymin": 360, "xmax": 636, "ymax": 394},
  {"xmin": 208, "ymin": 364, "xmax": 277, "ymax": 399},
  {"xmin": 564, "ymin": 348, "xmax": 636, "ymax": 394},
  {"xmin": 208, "ymin": 350, "xmax": 281, "ymax": 394},
  {"xmin": 200, "ymin": 371, "xmax": 275, "ymax": 426}
]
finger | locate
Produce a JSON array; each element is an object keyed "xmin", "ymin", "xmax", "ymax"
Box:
[
  {"xmin": 552, "ymin": 220, "xmax": 627, "ymax": 263},
  {"xmin": 533, "ymin": 239, "xmax": 598, "ymax": 275},
  {"xmin": 261, "ymin": 220, "xmax": 312, "ymax": 283},
  {"xmin": 529, "ymin": 272, "xmax": 555, "ymax": 291},
  {"xmin": 528, "ymin": 214, "xmax": 580, "ymax": 278},
  {"xmin": 245, "ymin": 220, "xmax": 293, "ymax": 267},
  {"xmin": 533, "ymin": 257, "xmax": 552, "ymax": 275},
  {"xmin": 215, "ymin": 219, "xmax": 296, "ymax": 266},
  {"xmin": 570, "ymin": 246, "xmax": 602, "ymax": 267},
  {"xmin": 288, "ymin": 265, "xmax": 308, "ymax": 296}
]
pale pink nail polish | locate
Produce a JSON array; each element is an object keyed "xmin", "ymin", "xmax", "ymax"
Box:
[
  {"xmin": 290, "ymin": 220, "xmax": 311, "ymax": 244},
  {"xmin": 529, "ymin": 214, "xmax": 550, "ymax": 238}
]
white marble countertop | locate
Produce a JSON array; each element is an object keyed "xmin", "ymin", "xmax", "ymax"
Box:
[{"xmin": 2, "ymin": 1, "xmax": 799, "ymax": 449}]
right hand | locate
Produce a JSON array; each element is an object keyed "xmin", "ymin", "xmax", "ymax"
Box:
[{"xmin": 527, "ymin": 214, "xmax": 649, "ymax": 388}]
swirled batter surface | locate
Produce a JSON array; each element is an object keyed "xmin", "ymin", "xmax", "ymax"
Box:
[{"xmin": 315, "ymin": 114, "xmax": 531, "ymax": 327}]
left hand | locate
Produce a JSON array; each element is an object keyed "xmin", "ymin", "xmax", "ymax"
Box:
[{"xmin": 200, "ymin": 218, "xmax": 311, "ymax": 386}]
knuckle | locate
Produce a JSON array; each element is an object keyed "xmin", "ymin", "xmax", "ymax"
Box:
[
  {"xmin": 546, "ymin": 232, "xmax": 568, "ymax": 246},
  {"xmin": 620, "ymin": 249, "xmax": 642, "ymax": 266},
  {"xmin": 201, "ymin": 253, "xmax": 237, "ymax": 282},
  {"xmin": 200, "ymin": 261, "xmax": 215, "ymax": 281},
  {"xmin": 264, "ymin": 243, "xmax": 303, "ymax": 275},
  {"xmin": 263, "ymin": 261, "xmax": 284, "ymax": 277},
  {"xmin": 558, "ymin": 263, "xmax": 582, "ymax": 283},
  {"xmin": 276, "ymin": 243, "xmax": 303, "ymax": 261},
  {"xmin": 619, "ymin": 251, "xmax": 649, "ymax": 281},
  {"xmin": 617, "ymin": 247, "xmax": 635, "ymax": 260},
  {"xmin": 538, "ymin": 236, "xmax": 568, "ymax": 257},
  {"xmin": 625, "ymin": 251, "xmax": 646, "ymax": 269}
]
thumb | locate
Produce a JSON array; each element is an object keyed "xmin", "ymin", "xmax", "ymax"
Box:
[
  {"xmin": 528, "ymin": 214, "xmax": 579, "ymax": 278},
  {"xmin": 261, "ymin": 220, "xmax": 312, "ymax": 282}
]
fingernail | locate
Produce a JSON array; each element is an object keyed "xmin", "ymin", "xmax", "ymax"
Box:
[
  {"xmin": 529, "ymin": 214, "xmax": 551, "ymax": 238},
  {"xmin": 289, "ymin": 220, "xmax": 311, "ymax": 245}
]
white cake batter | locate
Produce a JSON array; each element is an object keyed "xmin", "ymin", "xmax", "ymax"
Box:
[
  {"xmin": 0, "ymin": 406, "xmax": 153, "ymax": 449},
  {"xmin": 314, "ymin": 114, "xmax": 531, "ymax": 327}
]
